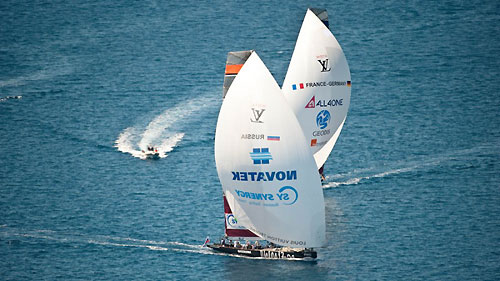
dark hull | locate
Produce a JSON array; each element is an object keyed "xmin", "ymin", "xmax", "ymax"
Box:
[
  {"xmin": 207, "ymin": 244, "xmax": 317, "ymax": 260},
  {"xmin": 144, "ymin": 152, "xmax": 160, "ymax": 160}
]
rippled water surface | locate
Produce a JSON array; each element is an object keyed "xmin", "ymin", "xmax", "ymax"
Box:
[{"xmin": 1, "ymin": 0, "xmax": 499, "ymax": 280}]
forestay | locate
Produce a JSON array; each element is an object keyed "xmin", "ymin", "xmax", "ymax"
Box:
[
  {"xmin": 282, "ymin": 8, "xmax": 351, "ymax": 169},
  {"xmin": 214, "ymin": 52, "xmax": 325, "ymax": 248}
]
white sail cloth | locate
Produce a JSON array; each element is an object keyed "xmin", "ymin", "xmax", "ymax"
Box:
[
  {"xmin": 282, "ymin": 9, "xmax": 351, "ymax": 169},
  {"xmin": 215, "ymin": 52, "xmax": 325, "ymax": 248}
]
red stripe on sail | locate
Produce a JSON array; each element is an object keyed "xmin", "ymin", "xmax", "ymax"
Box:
[
  {"xmin": 225, "ymin": 228, "xmax": 259, "ymax": 238},
  {"xmin": 223, "ymin": 195, "xmax": 232, "ymax": 213}
]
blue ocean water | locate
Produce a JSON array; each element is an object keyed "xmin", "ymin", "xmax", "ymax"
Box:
[{"xmin": 1, "ymin": 0, "xmax": 499, "ymax": 280}]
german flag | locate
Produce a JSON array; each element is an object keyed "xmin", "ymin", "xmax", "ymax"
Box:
[{"xmin": 347, "ymin": 81, "xmax": 351, "ymax": 87}]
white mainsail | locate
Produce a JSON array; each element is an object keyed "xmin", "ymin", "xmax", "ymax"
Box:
[
  {"xmin": 282, "ymin": 8, "xmax": 351, "ymax": 169},
  {"xmin": 214, "ymin": 51, "xmax": 326, "ymax": 248}
]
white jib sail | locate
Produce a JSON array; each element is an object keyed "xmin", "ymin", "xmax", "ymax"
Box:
[
  {"xmin": 214, "ymin": 52, "xmax": 326, "ymax": 248},
  {"xmin": 282, "ymin": 9, "xmax": 351, "ymax": 169},
  {"xmin": 313, "ymin": 117, "xmax": 346, "ymax": 172}
]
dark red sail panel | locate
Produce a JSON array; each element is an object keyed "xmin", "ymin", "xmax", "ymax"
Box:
[
  {"xmin": 223, "ymin": 195, "xmax": 232, "ymax": 213},
  {"xmin": 225, "ymin": 228, "xmax": 259, "ymax": 238},
  {"xmin": 223, "ymin": 194, "xmax": 259, "ymax": 238}
]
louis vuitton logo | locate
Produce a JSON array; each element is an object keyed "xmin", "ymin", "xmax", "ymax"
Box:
[
  {"xmin": 250, "ymin": 108, "xmax": 265, "ymax": 123},
  {"xmin": 318, "ymin": 59, "xmax": 331, "ymax": 72}
]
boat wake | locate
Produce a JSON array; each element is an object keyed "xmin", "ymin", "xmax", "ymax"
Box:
[
  {"xmin": 323, "ymin": 166, "xmax": 418, "ymax": 188},
  {"xmin": 0, "ymin": 226, "xmax": 216, "ymax": 256},
  {"xmin": 0, "ymin": 225, "xmax": 313, "ymax": 261},
  {"xmin": 0, "ymin": 58, "xmax": 73, "ymax": 88},
  {"xmin": 114, "ymin": 93, "xmax": 218, "ymax": 160},
  {"xmin": 115, "ymin": 126, "xmax": 184, "ymax": 160},
  {"xmin": 323, "ymin": 143, "xmax": 498, "ymax": 189}
]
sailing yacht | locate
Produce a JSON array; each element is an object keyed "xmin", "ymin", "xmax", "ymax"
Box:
[
  {"xmin": 208, "ymin": 50, "xmax": 325, "ymax": 260},
  {"xmin": 207, "ymin": 8, "xmax": 350, "ymax": 259},
  {"xmin": 282, "ymin": 8, "xmax": 351, "ymax": 180}
]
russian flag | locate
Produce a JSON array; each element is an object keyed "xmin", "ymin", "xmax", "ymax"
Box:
[
  {"xmin": 267, "ymin": 136, "xmax": 280, "ymax": 141},
  {"xmin": 202, "ymin": 236, "xmax": 210, "ymax": 247}
]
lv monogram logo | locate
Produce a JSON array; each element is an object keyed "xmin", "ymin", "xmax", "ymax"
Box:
[
  {"xmin": 250, "ymin": 108, "xmax": 265, "ymax": 123},
  {"xmin": 318, "ymin": 59, "xmax": 331, "ymax": 72}
]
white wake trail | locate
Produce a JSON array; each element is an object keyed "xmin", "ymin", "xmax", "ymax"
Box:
[
  {"xmin": 0, "ymin": 226, "xmax": 317, "ymax": 261},
  {"xmin": 323, "ymin": 166, "xmax": 418, "ymax": 188},
  {"xmin": 322, "ymin": 143, "xmax": 497, "ymax": 189},
  {"xmin": 0, "ymin": 226, "xmax": 216, "ymax": 256},
  {"xmin": 115, "ymin": 127, "xmax": 145, "ymax": 158},
  {"xmin": 115, "ymin": 92, "xmax": 218, "ymax": 160},
  {"xmin": 0, "ymin": 58, "xmax": 73, "ymax": 88}
]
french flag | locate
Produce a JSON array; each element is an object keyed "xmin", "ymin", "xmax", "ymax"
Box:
[{"xmin": 292, "ymin": 83, "xmax": 304, "ymax": 90}]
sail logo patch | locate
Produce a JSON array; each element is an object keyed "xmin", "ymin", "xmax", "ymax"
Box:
[
  {"xmin": 305, "ymin": 96, "xmax": 316, "ymax": 108},
  {"xmin": 227, "ymin": 214, "xmax": 237, "ymax": 226},
  {"xmin": 250, "ymin": 108, "xmax": 265, "ymax": 123},
  {"xmin": 292, "ymin": 83, "xmax": 304, "ymax": 90},
  {"xmin": 279, "ymin": 186, "xmax": 298, "ymax": 205},
  {"xmin": 267, "ymin": 136, "xmax": 280, "ymax": 141},
  {"xmin": 311, "ymin": 139, "xmax": 328, "ymax": 146},
  {"xmin": 316, "ymin": 110, "xmax": 331, "ymax": 129},
  {"xmin": 250, "ymin": 148, "xmax": 272, "ymax": 164},
  {"xmin": 313, "ymin": 129, "xmax": 330, "ymax": 136},
  {"xmin": 234, "ymin": 185, "xmax": 298, "ymax": 206},
  {"xmin": 225, "ymin": 214, "xmax": 245, "ymax": 229},
  {"xmin": 318, "ymin": 59, "xmax": 331, "ymax": 72},
  {"xmin": 305, "ymin": 96, "xmax": 343, "ymax": 108},
  {"xmin": 294, "ymin": 81, "xmax": 350, "ymax": 92},
  {"xmin": 241, "ymin": 134, "xmax": 264, "ymax": 140},
  {"xmin": 311, "ymin": 139, "xmax": 317, "ymax": 146},
  {"xmin": 231, "ymin": 170, "xmax": 297, "ymax": 181}
]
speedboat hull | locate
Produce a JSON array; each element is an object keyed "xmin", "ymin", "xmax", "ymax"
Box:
[
  {"xmin": 143, "ymin": 152, "xmax": 160, "ymax": 160},
  {"xmin": 207, "ymin": 244, "xmax": 317, "ymax": 260}
]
